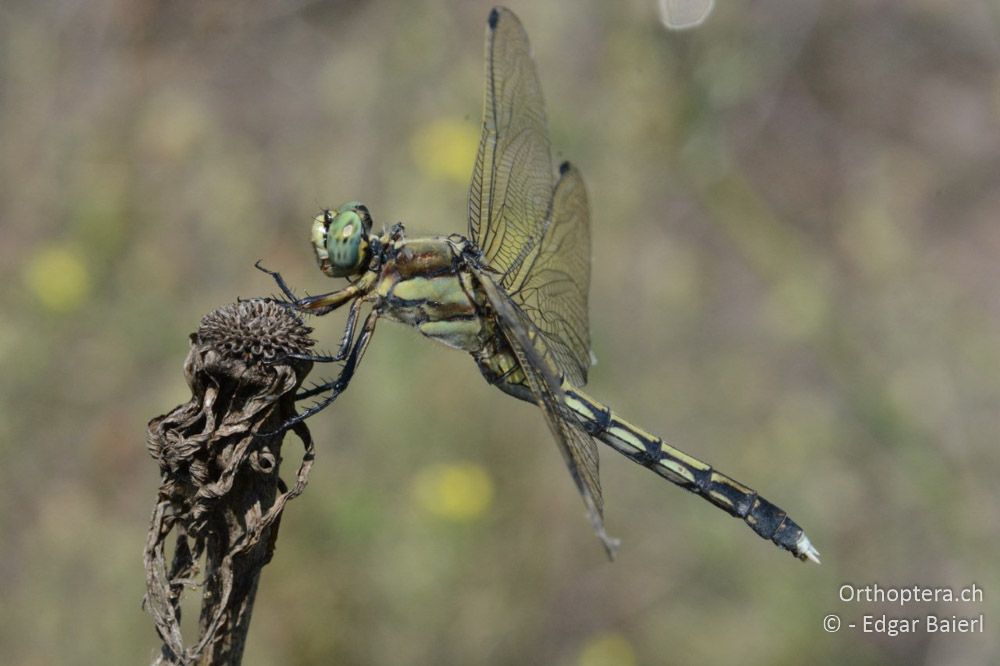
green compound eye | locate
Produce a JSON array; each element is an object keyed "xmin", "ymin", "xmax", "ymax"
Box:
[{"xmin": 311, "ymin": 203, "xmax": 372, "ymax": 277}]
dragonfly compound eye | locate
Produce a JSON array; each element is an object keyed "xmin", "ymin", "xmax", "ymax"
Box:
[{"xmin": 312, "ymin": 204, "xmax": 372, "ymax": 277}]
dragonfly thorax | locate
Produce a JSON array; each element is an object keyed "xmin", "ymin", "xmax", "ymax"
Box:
[{"xmin": 311, "ymin": 202, "xmax": 373, "ymax": 278}]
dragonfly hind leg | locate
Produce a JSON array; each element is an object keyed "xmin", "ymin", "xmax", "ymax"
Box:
[
  {"xmin": 283, "ymin": 299, "xmax": 366, "ymax": 370},
  {"xmin": 264, "ymin": 309, "xmax": 379, "ymax": 435}
]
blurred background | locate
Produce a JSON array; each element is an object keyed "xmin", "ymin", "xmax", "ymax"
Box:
[{"xmin": 2, "ymin": 0, "xmax": 999, "ymax": 663}]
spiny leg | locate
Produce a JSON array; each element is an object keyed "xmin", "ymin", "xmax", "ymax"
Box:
[
  {"xmin": 287, "ymin": 299, "xmax": 366, "ymax": 368},
  {"xmin": 333, "ymin": 298, "xmax": 363, "ymax": 360},
  {"xmin": 254, "ymin": 261, "xmax": 359, "ymax": 315},
  {"xmin": 266, "ymin": 309, "xmax": 379, "ymax": 435},
  {"xmin": 254, "ymin": 260, "xmax": 321, "ymax": 305}
]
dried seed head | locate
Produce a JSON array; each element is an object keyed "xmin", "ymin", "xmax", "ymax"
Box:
[
  {"xmin": 146, "ymin": 297, "xmax": 317, "ymax": 663},
  {"xmin": 197, "ymin": 299, "xmax": 315, "ymax": 363}
]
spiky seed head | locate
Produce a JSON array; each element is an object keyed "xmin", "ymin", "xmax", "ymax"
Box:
[{"xmin": 196, "ymin": 299, "xmax": 315, "ymax": 363}]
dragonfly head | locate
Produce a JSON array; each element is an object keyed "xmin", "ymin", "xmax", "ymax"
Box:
[{"xmin": 311, "ymin": 202, "xmax": 374, "ymax": 277}]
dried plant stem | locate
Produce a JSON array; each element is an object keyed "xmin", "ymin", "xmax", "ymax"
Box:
[{"xmin": 144, "ymin": 300, "xmax": 317, "ymax": 665}]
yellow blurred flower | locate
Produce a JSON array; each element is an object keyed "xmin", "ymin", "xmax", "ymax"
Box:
[
  {"xmin": 412, "ymin": 462, "xmax": 494, "ymax": 522},
  {"xmin": 23, "ymin": 246, "xmax": 91, "ymax": 312},
  {"xmin": 578, "ymin": 632, "xmax": 636, "ymax": 666},
  {"xmin": 409, "ymin": 119, "xmax": 479, "ymax": 183}
]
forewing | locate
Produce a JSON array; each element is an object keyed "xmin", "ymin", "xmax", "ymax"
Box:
[
  {"xmin": 468, "ymin": 7, "xmax": 553, "ymax": 286},
  {"xmin": 473, "ymin": 266, "xmax": 618, "ymax": 558},
  {"xmin": 468, "ymin": 8, "xmax": 593, "ymax": 387}
]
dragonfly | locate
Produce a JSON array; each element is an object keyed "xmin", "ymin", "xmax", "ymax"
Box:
[{"xmin": 259, "ymin": 6, "xmax": 819, "ymax": 563}]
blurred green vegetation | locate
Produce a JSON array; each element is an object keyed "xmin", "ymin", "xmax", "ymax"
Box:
[{"xmin": 1, "ymin": 0, "xmax": 999, "ymax": 664}]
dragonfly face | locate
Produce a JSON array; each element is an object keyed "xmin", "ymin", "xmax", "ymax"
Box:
[{"xmin": 311, "ymin": 202, "xmax": 374, "ymax": 277}]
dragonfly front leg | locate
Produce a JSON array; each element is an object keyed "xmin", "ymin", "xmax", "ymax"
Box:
[
  {"xmin": 255, "ymin": 261, "xmax": 362, "ymax": 316},
  {"xmin": 255, "ymin": 260, "xmax": 300, "ymax": 303}
]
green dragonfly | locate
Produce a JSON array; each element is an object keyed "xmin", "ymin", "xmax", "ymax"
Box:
[{"xmin": 259, "ymin": 6, "xmax": 819, "ymax": 563}]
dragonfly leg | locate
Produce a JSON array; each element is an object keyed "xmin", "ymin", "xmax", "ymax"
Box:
[
  {"xmin": 286, "ymin": 351, "xmax": 341, "ymax": 364},
  {"xmin": 255, "ymin": 261, "xmax": 362, "ymax": 316},
  {"xmin": 295, "ymin": 287, "xmax": 363, "ymax": 317},
  {"xmin": 333, "ymin": 298, "xmax": 363, "ymax": 359},
  {"xmin": 295, "ymin": 300, "xmax": 366, "ymax": 395},
  {"xmin": 263, "ymin": 309, "xmax": 379, "ymax": 435},
  {"xmin": 254, "ymin": 261, "xmax": 301, "ymax": 303},
  {"xmin": 283, "ymin": 300, "xmax": 366, "ymax": 366}
]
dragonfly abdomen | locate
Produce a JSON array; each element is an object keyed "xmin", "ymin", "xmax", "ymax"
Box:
[
  {"xmin": 474, "ymin": 339, "xmax": 530, "ymax": 398},
  {"xmin": 560, "ymin": 384, "xmax": 819, "ymax": 562}
]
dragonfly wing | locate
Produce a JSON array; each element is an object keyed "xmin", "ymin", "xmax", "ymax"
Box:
[
  {"xmin": 507, "ymin": 162, "xmax": 591, "ymax": 387},
  {"xmin": 469, "ymin": 8, "xmax": 593, "ymax": 387},
  {"xmin": 473, "ymin": 266, "xmax": 618, "ymax": 558},
  {"xmin": 469, "ymin": 7, "xmax": 551, "ymax": 272}
]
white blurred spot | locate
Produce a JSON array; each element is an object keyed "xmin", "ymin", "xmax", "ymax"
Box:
[{"xmin": 659, "ymin": 0, "xmax": 715, "ymax": 30}]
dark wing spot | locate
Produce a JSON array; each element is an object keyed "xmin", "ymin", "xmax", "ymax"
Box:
[
  {"xmin": 559, "ymin": 161, "xmax": 572, "ymax": 175},
  {"xmin": 488, "ymin": 7, "xmax": 500, "ymax": 29}
]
